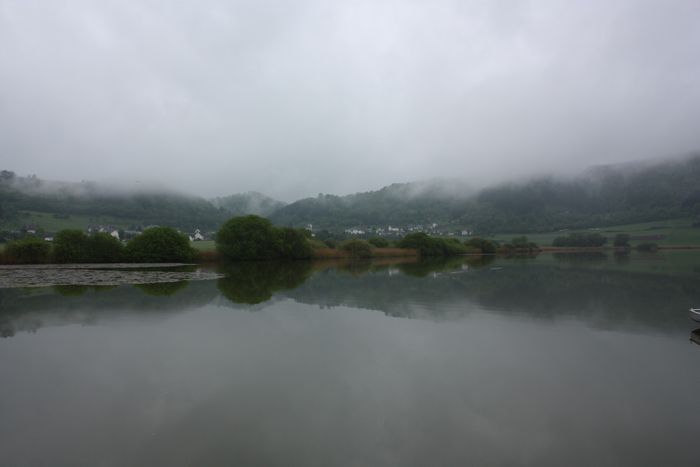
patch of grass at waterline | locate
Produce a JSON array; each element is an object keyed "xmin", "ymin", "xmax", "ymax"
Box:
[
  {"xmin": 489, "ymin": 218, "xmax": 700, "ymax": 247},
  {"xmin": 191, "ymin": 240, "xmax": 216, "ymax": 251}
]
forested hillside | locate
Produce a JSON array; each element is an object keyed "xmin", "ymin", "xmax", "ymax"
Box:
[
  {"xmin": 210, "ymin": 192, "xmax": 285, "ymax": 218},
  {"xmin": 3, "ymin": 154, "xmax": 700, "ymax": 235},
  {"xmin": 0, "ymin": 171, "xmax": 227, "ymax": 230},
  {"xmin": 271, "ymin": 154, "xmax": 700, "ymax": 233}
]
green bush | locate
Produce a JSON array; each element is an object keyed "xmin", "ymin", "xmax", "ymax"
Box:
[
  {"xmin": 216, "ymin": 215, "xmax": 313, "ymax": 261},
  {"xmin": 88, "ymin": 232, "xmax": 124, "ymax": 262},
  {"xmin": 465, "ymin": 237, "xmax": 498, "ymax": 254},
  {"xmin": 54, "ymin": 230, "xmax": 124, "ymax": 263},
  {"xmin": 368, "ymin": 237, "xmax": 389, "ymax": 248},
  {"xmin": 124, "ymin": 227, "xmax": 195, "ymax": 263},
  {"xmin": 341, "ymin": 239, "xmax": 373, "ymax": 258},
  {"xmin": 397, "ymin": 233, "xmax": 467, "ymax": 257},
  {"xmin": 3, "ymin": 237, "xmax": 51, "ymax": 264},
  {"xmin": 275, "ymin": 227, "xmax": 313, "ymax": 259},
  {"xmin": 53, "ymin": 229, "xmax": 91, "ymax": 263},
  {"xmin": 216, "ymin": 215, "xmax": 279, "ymax": 260}
]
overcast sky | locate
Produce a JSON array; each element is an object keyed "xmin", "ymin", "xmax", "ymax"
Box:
[{"xmin": 1, "ymin": 0, "xmax": 699, "ymax": 200}]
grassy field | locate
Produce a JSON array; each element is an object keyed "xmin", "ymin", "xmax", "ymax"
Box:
[
  {"xmin": 191, "ymin": 240, "xmax": 216, "ymax": 251},
  {"xmin": 490, "ymin": 218, "xmax": 700, "ymax": 247},
  {"xmin": 0, "ymin": 211, "xmax": 137, "ymax": 232}
]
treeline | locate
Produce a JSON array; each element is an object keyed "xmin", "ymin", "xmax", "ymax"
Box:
[
  {"xmin": 1, "ymin": 227, "xmax": 195, "ymax": 264},
  {"xmin": 215, "ymin": 216, "xmax": 538, "ymax": 260},
  {"xmin": 270, "ymin": 154, "xmax": 700, "ymax": 233}
]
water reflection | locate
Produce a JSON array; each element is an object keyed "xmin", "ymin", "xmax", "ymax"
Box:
[
  {"xmin": 1, "ymin": 252, "xmax": 699, "ymax": 338},
  {"xmin": 216, "ymin": 261, "xmax": 313, "ymax": 304},
  {"xmin": 2, "ymin": 253, "xmax": 700, "ymax": 466},
  {"xmin": 691, "ymin": 328, "xmax": 700, "ymax": 346}
]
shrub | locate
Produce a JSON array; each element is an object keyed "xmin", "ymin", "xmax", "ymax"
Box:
[
  {"xmin": 341, "ymin": 239, "xmax": 373, "ymax": 258},
  {"xmin": 465, "ymin": 237, "xmax": 498, "ymax": 254},
  {"xmin": 216, "ymin": 215, "xmax": 313, "ymax": 261},
  {"xmin": 368, "ymin": 237, "xmax": 389, "ymax": 248},
  {"xmin": 88, "ymin": 232, "xmax": 124, "ymax": 263},
  {"xmin": 323, "ymin": 239, "xmax": 338, "ymax": 249},
  {"xmin": 216, "ymin": 215, "xmax": 279, "ymax": 261},
  {"xmin": 53, "ymin": 229, "xmax": 91, "ymax": 263},
  {"xmin": 4, "ymin": 238, "xmax": 52, "ymax": 264},
  {"xmin": 124, "ymin": 227, "xmax": 195, "ymax": 263},
  {"xmin": 398, "ymin": 233, "xmax": 467, "ymax": 257},
  {"xmin": 275, "ymin": 227, "xmax": 313, "ymax": 259},
  {"xmin": 53, "ymin": 230, "xmax": 124, "ymax": 263}
]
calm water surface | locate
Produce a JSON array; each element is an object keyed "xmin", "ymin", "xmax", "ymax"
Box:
[{"xmin": 1, "ymin": 252, "xmax": 699, "ymax": 466}]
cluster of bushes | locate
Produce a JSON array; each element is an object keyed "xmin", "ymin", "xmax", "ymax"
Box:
[
  {"xmin": 1, "ymin": 227, "xmax": 195, "ymax": 264},
  {"xmin": 552, "ymin": 233, "xmax": 607, "ymax": 247},
  {"xmin": 216, "ymin": 215, "xmax": 313, "ymax": 261},
  {"xmin": 500, "ymin": 236, "xmax": 539, "ymax": 254},
  {"xmin": 465, "ymin": 237, "xmax": 498, "ymax": 254},
  {"xmin": 396, "ymin": 233, "xmax": 468, "ymax": 257}
]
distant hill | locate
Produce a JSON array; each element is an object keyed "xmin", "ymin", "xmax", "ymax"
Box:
[
  {"xmin": 270, "ymin": 154, "xmax": 700, "ymax": 233},
  {"xmin": 270, "ymin": 180, "xmax": 473, "ymax": 229},
  {"xmin": 3, "ymin": 153, "xmax": 700, "ymax": 235},
  {"xmin": 0, "ymin": 171, "xmax": 227, "ymax": 231},
  {"xmin": 210, "ymin": 192, "xmax": 286, "ymax": 218}
]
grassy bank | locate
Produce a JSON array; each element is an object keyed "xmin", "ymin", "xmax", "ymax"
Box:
[{"xmin": 490, "ymin": 218, "xmax": 700, "ymax": 247}]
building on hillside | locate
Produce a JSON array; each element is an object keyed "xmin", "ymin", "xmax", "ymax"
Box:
[{"xmin": 110, "ymin": 230, "xmax": 120, "ymax": 240}]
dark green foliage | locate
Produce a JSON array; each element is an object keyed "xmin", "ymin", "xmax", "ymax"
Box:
[
  {"xmin": 368, "ymin": 237, "xmax": 389, "ymax": 248},
  {"xmin": 275, "ymin": 227, "xmax": 313, "ymax": 259},
  {"xmin": 465, "ymin": 237, "xmax": 498, "ymax": 254},
  {"xmin": 88, "ymin": 232, "xmax": 124, "ymax": 262},
  {"xmin": 341, "ymin": 239, "xmax": 373, "ymax": 258},
  {"xmin": 124, "ymin": 227, "xmax": 195, "ymax": 263},
  {"xmin": 3, "ymin": 237, "xmax": 51, "ymax": 264},
  {"xmin": 268, "ymin": 154, "xmax": 700, "ymax": 233},
  {"xmin": 613, "ymin": 233, "xmax": 631, "ymax": 247},
  {"xmin": 0, "ymin": 173, "xmax": 226, "ymax": 230},
  {"xmin": 53, "ymin": 230, "xmax": 91, "ymax": 263},
  {"xmin": 216, "ymin": 216, "xmax": 312, "ymax": 261},
  {"xmin": 636, "ymin": 242, "xmax": 659, "ymax": 252},
  {"xmin": 397, "ymin": 233, "xmax": 467, "ymax": 257},
  {"xmin": 323, "ymin": 239, "xmax": 338, "ymax": 249},
  {"xmin": 552, "ymin": 233, "xmax": 607, "ymax": 247},
  {"xmin": 54, "ymin": 230, "xmax": 124, "ymax": 263},
  {"xmin": 501, "ymin": 236, "xmax": 539, "ymax": 254},
  {"xmin": 216, "ymin": 215, "xmax": 279, "ymax": 260}
]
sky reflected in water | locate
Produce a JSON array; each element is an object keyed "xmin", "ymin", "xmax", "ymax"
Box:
[{"xmin": 1, "ymin": 252, "xmax": 700, "ymax": 466}]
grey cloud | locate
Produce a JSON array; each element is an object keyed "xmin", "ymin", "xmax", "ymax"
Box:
[{"xmin": 1, "ymin": 0, "xmax": 699, "ymax": 200}]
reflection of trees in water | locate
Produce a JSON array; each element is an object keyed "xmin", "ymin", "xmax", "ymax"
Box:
[
  {"xmin": 134, "ymin": 281, "xmax": 188, "ymax": 296},
  {"xmin": 552, "ymin": 252, "xmax": 609, "ymax": 263},
  {"xmin": 0, "ymin": 280, "xmax": 220, "ymax": 338},
  {"xmin": 286, "ymin": 260, "xmax": 700, "ymax": 331},
  {"xmin": 53, "ymin": 285, "xmax": 119, "ymax": 296},
  {"xmin": 398, "ymin": 256, "xmax": 495, "ymax": 277},
  {"xmin": 216, "ymin": 261, "xmax": 313, "ymax": 305}
]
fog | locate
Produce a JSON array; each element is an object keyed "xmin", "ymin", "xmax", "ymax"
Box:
[{"xmin": 1, "ymin": 0, "xmax": 699, "ymax": 201}]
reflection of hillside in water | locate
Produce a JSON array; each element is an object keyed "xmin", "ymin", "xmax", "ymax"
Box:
[{"xmin": 2, "ymin": 253, "xmax": 699, "ymax": 337}]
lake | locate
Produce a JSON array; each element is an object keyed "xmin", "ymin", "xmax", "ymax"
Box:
[{"xmin": 1, "ymin": 252, "xmax": 700, "ymax": 466}]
